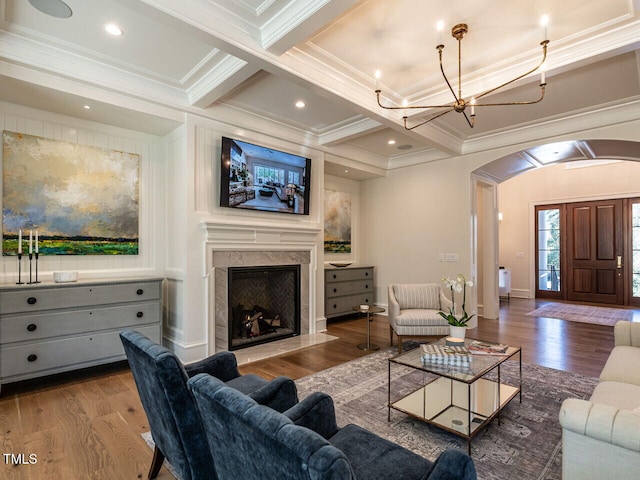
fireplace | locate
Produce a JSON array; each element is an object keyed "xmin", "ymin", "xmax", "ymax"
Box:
[
  {"xmin": 228, "ymin": 265, "xmax": 301, "ymax": 350},
  {"xmin": 209, "ymin": 247, "xmax": 313, "ymax": 353}
]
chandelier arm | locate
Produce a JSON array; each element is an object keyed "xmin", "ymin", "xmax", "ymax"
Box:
[
  {"xmin": 474, "ymin": 85, "xmax": 545, "ymax": 107},
  {"xmin": 461, "ymin": 110, "xmax": 474, "ymax": 128},
  {"xmin": 403, "ymin": 107, "xmax": 455, "ymax": 130},
  {"xmin": 438, "ymin": 46, "xmax": 460, "ymax": 103},
  {"xmin": 474, "ymin": 40, "xmax": 548, "ymax": 102},
  {"xmin": 376, "ymin": 90, "xmax": 453, "ymax": 110}
]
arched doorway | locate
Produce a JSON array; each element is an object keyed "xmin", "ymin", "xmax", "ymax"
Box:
[{"xmin": 472, "ymin": 139, "xmax": 640, "ymax": 318}]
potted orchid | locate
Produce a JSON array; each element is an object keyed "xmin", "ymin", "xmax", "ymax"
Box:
[{"xmin": 438, "ymin": 274, "xmax": 475, "ymax": 338}]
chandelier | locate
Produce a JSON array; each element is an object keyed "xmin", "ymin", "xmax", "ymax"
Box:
[{"xmin": 374, "ymin": 20, "xmax": 549, "ymax": 130}]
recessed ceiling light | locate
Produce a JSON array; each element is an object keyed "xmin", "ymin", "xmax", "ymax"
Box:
[
  {"xmin": 28, "ymin": 0, "xmax": 72, "ymax": 18},
  {"xmin": 387, "ymin": 139, "xmax": 396, "ymax": 145},
  {"xmin": 104, "ymin": 23, "xmax": 124, "ymax": 36},
  {"xmin": 295, "ymin": 100, "xmax": 306, "ymax": 108},
  {"xmin": 344, "ymin": 169, "xmax": 349, "ymax": 173},
  {"xmin": 83, "ymin": 105, "xmax": 91, "ymax": 110}
]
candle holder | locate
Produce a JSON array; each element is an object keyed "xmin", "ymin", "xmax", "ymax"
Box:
[
  {"xmin": 16, "ymin": 253, "xmax": 24, "ymax": 284},
  {"xmin": 33, "ymin": 253, "xmax": 41, "ymax": 284},
  {"xmin": 28, "ymin": 253, "xmax": 33, "ymax": 285}
]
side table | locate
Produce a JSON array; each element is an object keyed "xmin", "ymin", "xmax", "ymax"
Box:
[{"xmin": 352, "ymin": 305, "xmax": 385, "ymax": 351}]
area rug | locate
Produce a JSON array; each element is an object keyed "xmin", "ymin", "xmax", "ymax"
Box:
[
  {"xmin": 527, "ymin": 302, "xmax": 633, "ymax": 326},
  {"xmin": 295, "ymin": 348, "xmax": 598, "ymax": 480}
]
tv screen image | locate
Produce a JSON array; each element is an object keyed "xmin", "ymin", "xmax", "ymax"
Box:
[{"xmin": 220, "ymin": 137, "xmax": 311, "ymax": 215}]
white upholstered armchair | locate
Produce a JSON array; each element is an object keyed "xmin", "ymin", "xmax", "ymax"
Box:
[{"xmin": 388, "ymin": 283, "xmax": 453, "ymax": 352}]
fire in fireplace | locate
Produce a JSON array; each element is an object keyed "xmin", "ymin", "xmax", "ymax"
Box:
[{"xmin": 228, "ymin": 264, "xmax": 301, "ymax": 350}]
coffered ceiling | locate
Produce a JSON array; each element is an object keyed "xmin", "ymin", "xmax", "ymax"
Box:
[{"xmin": 1, "ymin": 0, "xmax": 639, "ymax": 179}]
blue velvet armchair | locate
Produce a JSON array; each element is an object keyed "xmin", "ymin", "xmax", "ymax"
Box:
[
  {"xmin": 188, "ymin": 373, "xmax": 477, "ymax": 480},
  {"xmin": 119, "ymin": 329, "xmax": 298, "ymax": 480}
]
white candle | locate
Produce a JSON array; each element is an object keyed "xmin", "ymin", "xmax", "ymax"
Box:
[
  {"xmin": 437, "ymin": 20, "xmax": 444, "ymax": 45},
  {"xmin": 35, "ymin": 230, "xmax": 39, "ymax": 254},
  {"xmin": 29, "ymin": 230, "xmax": 33, "ymax": 254},
  {"xmin": 541, "ymin": 15, "xmax": 549, "ymax": 40},
  {"xmin": 18, "ymin": 229, "xmax": 22, "ymax": 254}
]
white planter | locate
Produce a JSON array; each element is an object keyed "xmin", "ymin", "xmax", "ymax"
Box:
[{"xmin": 449, "ymin": 325, "xmax": 467, "ymax": 340}]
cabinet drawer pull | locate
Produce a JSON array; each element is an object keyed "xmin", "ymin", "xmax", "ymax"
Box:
[
  {"xmin": 136, "ymin": 312, "xmax": 144, "ymax": 318},
  {"xmin": 136, "ymin": 289, "xmax": 144, "ymax": 295},
  {"xmin": 27, "ymin": 324, "xmax": 37, "ymax": 332},
  {"xmin": 27, "ymin": 354, "xmax": 38, "ymax": 362},
  {"xmin": 333, "ymin": 288, "xmax": 337, "ymax": 293},
  {"xmin": 27, "ymin": 297, "xmax": 37, "ymax": 305},
  {"xmin": 365, "ymin": 284, "xmax": 369, "ymax": 289}
]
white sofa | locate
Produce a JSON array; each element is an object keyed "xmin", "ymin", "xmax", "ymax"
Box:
[
  {"xmin": 388, "ymin": 283, "xmax": 452, "ymax": 353},
  {"xmin": 559, "ymin": 320, "xmax": 640, "ymax": 479}
]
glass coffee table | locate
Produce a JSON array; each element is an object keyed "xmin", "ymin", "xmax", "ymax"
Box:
[{"xmin": 388, "ymin": 337, "xmax": 521, "ymax": 454}]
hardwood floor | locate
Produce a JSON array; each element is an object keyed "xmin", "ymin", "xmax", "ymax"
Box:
[
  {"xmin": 0, "ymin": 298, "xmax": 631, "ymax": 479},
  {"xmin": 241, "ymin": 298, "xmax": 622, "ymax": 379}
]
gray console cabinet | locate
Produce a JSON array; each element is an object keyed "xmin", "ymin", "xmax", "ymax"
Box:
[
  {"xmin": 0, "ymin": 277, "xmax": 162, "ymax": 391},
  {"xmin": 325, "ymin": 266, "xmax": 374, "ymax": 318}
]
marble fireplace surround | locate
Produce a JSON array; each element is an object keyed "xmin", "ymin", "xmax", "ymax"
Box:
[
  {"xmin": 212, "ymin": 250, "xmax": 310, "ymax": 351},
  {"xmin": 202, "ymin": 220, "xmax": 320, "ymax": 353}
]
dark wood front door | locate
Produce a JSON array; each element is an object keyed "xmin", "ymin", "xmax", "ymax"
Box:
[{"xmin": 566, "ymin": 199, "xmax": 624, "ymax": 304}]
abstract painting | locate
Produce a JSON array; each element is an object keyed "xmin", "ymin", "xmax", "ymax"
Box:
[
  {"xmin": 324, "ymin": 189, "xmax": 351, "ymax": 253},
  {"xmin": 2, "ymin": 131, "xmax": 140, "ymax": 255}
]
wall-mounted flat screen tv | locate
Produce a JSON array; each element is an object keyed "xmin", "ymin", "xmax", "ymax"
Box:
[{"xmin": 220, "ymin": 136, "xmax": 311, "ymax": 215}]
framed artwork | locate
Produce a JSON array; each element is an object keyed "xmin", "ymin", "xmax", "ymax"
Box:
[
  {"xmin": 2, "ymin": 131, "xmax": 140, "ymax": 255},
  {"xmin": 324, "ymin": 189, "xmax": 351, "ymax": 253}
]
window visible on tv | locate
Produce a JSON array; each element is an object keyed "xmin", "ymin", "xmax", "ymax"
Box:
[{"xmin": 220, "ymin": 137, "xmax": 311, "ymax": 215}]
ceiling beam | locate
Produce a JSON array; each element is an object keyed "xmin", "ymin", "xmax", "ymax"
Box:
[
  {"xmin": 318, "ymin": 117, "xmax": 383, "ymax": 146},
  {"xmin": 263, "ymin": 0, "xmax": 362, "ymax": 55},
  {"xmin": 187, "ymin": 56, "xmax": 260, "ymax": 108}
]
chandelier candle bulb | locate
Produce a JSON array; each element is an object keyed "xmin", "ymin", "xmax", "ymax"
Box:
[
  {"xmin": 29, "ymin": 230, "xmax": 33, "ymax": 254},
  {"xmin": 35, "ymin": 231, "xmax": 39, "ymax": 254},
  {"xmin": 541, "ymin": 15, "xmax": 549, "ymax": 41},
  {"xmin": 437, "ymin": 20, "xmax": 444, "ymax": 45}
]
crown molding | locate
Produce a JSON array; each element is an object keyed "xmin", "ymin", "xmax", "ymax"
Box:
[
  {"xmin": 186, "ymin": 55, "xmax": 258, "ymax": 107},
  {"xmin": 318, "ymin": 117, "xmax": 382, "ymax": 145},
  {"xmin": 0, "ymin": 31, "xmax": 189, "ymax": 108},
  {"xmin": 464, "ymin": 97, "xmax": 640, "ymax": 155}
]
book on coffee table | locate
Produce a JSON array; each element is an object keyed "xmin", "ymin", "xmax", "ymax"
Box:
[
  {"xmin": 467, "ymin": 340, "xmax": 509, "ymax": 355},
  {"xmin": 420, "ymin": 344, "xmax": 472, "ymax": 365}
]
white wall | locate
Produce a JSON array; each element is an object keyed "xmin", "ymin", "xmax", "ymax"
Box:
[
  {"xmin": 0, "ymin": 101, "xmax": 167, "ymax": 284},
  {"xmin": 498, "ymin": 160, "xmax": 640, "ymax": 298},
  {"xmin": 359, "ymin": 119, "xmax": 640, "ymax": 325}
]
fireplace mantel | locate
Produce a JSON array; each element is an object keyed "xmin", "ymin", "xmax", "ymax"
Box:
[
  {"xmin": 202, "ymin": 218, "xmax": 321, "ymax": 248},
  {"xmin": 201, "ymin": 218, "xmax": 322, "ymax": 354}
]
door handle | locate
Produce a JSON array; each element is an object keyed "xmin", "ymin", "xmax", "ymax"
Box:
[{"xmin": 617, "ymin": 256, "xmax": 622, "ymax": 269}]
